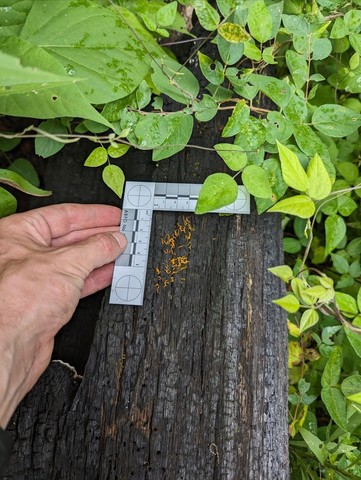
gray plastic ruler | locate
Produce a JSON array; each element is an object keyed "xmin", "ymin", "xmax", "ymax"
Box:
[{"xmin": 109, "ymin": 181, "xmax": 250, "ymax": 305}]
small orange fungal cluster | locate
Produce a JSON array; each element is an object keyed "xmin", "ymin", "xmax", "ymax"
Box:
[{"xmin": 155, "ymin": 216, "xmax": 194, "ymax": 292}]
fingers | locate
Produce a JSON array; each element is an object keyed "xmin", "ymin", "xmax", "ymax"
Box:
[
  {"xmin": 23, "ymin": 204, "xmax": 122, "ymax": 239},
  {"xmin": 51, "ymin": 225, "xmax": 121, "ymax": 247},
  {"xmin": 59, "ymin": 231, "xmax": 127, "ymax": 277}
]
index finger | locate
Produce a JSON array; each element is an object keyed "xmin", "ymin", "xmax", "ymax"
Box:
[{"xmin": 27, "ymin": 203, "xmax": 122, "ymax": 239}]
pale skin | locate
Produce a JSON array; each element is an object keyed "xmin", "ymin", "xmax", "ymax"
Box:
[{"xmin": 0, "ymin": 204, "xmax": 127, "ymax": 429}]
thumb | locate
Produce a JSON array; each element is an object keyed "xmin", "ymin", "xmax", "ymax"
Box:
[{"xmin": 59, "ymin": 231, "xmax": 127, "ymax": 276}]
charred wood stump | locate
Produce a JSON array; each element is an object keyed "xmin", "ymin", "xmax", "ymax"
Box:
[{"xmin": 2, "ymin": 110, "xmax": 288, "ymax": 479}]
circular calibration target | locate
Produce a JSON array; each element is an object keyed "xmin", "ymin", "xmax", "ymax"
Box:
[
  {"xmin": 127, "ymin": 185, "xmax": 152, "ymax": 207},
  {"xmin": 115, "ymin": 275, "xmax": 142, "ymax": 302}
]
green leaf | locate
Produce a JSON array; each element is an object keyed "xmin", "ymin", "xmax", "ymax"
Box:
[
  {"xmin": 19, "ymin": 1, "xmax": 164, "ymax": 105},
  {"xmin": 273, "ymin": 294, "xmax": 300, "ymax": 313},
  {"xmin": 191, "ymin": 0, "xmax": 220, "ymax": 30},
  {"xmin": 306, "ymin": 154, "xmax": 332, "ymax": 200},
  {"xmin": 136, "ymin": 80, "xmax": 152, "ymax": 110},
  {"xmin": 198, "ymin": 52, "xmax": 224, "ymax": 85},
  {"xmin": 268, "ymin": 265, "xmax": 294, "ymax": 283},
  {"xmin": 151, "ymin": 56, "xmax": 199, "ymax": 105},
  {"xmin": 268, "ymin": 195, "xmax": 315, "ymax": 219},
  {"xmin": 214, "ymin": 144, "xmax": 247, "ymax": 171},
  {"xmin": 325, "ymin": 215, "xmax": 346, "ymax": 256},
  {"xmin": 0, "ymin": 168, "xmax": 51, "ymax": 196},
  {"xmin": 248, "ymin": 0, "xmax": 273, "ymax": 43},
  {"xmin": 216, "ymin": 33, "xmax": 244, "ymax": 65},
  {"xmin": 255, "ymin": 158, "xmax": 288, "ymax": 214},
  {"xmin": 282, "ymin": 14, "xmax": 309, "ymax": 35},
  {"xmin": 235, "ymin": 117, "xmax": 266, "ymax": 150},
  {"xmin": 330, "ymin": 17, "xmax": 348, "ymax": 39},
  {"xmin": 102, "ymin": 165, "xmax": 125, "ymax": 199},
  {"xmin": 152, "ymin": 114, "xmax": 194, "ymax": 162},
  {"xmin": 283, "ymin": 237, "xmax": 302, "ymax": 254},
  {"xmin": 35, "ymin": 119, "xmax": 67, "ymax": 158},
  {"xmin": 242, "ymin": 165, "xmax": 273, "ymax": 198},
  {"xmin": 285, "ymin": 50, "xmax": 308, "ymax": 90},
  {"xmin": 358, "ymin": 288, "xmax": 361, "ymax": 312},
  {"xmin": 156, "ymin": 1, "xmax": 177, "ymax": 27},
  {"xmin": 331, "ymin": 254, "xmax": 349, "ymax": 275},
  {"xmin": 321, "ymin": 346, "xmax": 342, "ymax": 387},
  {"xmin": 299, "ymin": 428, "xmax": 327, "ymax": 465},
  {"xmin": 195, "ymin": 173, "xmax": 238, "ymax": 214},
  {"xmin": 8, "ymin": 158, "xmax": 39, "ymax": 187},
  {"xmin": 337, "ymin": 161, "xmax": 359, "ymax": 183},
  {"xmin": 135, "ymin": 114, "xmax": 169, "ymax": 149},
  {"xmin": 0, "ymin": 38, "xmax": 111, "ymax": 127},
  {"xmin": 243, "ymin": 41, "xmax": 262, "ymax": 61},
  {"xmin": 248, "ymin": 74, "xmax": 291, "ymax": 109},
  {"xmin": 335, "ymin": 292, "xmax": 358, "ymax": 317},
  {"xmin": 222, "ymin": 102, "xmax": 250, "ymax": 137},
  {"xmin": 344, "ymin": 9, "xmax": 361, "ymax": 32},
  {"xmin": 321, "ymin": 387, "xmax": 348, "ymax": 430},
  {"xmin": 194, "ymin": 95, "xmax": 218, "ymax": 122},
  {"xmin": 311, "ymin": 38, "xmax": 332, "ymax": 61},
  {"xmin": 347, "ymin": 238, "xmax": 361, "ymax": 257},
  {"xmin": 345, "ymin": 315, "xmax": 361, "ymax": 358},
  {"xmin": 312, "ymin": 105, "xmax": 361, "ymax": 138},
  {"xmin": 218, "ymin": 22, "xmax": 250, "ymax": 43},
  {"xmin": 107, "ymin": 144, "xmax": 130, "ymax": 159},
  {"xmin": 299, "ymin": 309, "xmax": 319, "ymax": 333},
  {"xmin": 341, "ymin": 375, "xmax": 361, "ymax": 404},
  {"xmin": 277, "ymin": 142, "xmax": 309, "ymax": 191},
  {"xmin": 0, "ymin": 187, "xmax": 17, "ymax": 218},
  {"xmin": 84, "ymin": 147, "xmax": 108, "ymax": 167}
]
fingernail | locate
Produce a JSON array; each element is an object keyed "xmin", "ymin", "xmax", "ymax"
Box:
[{"xmin": 110, "ymin": 232, "xmax": 127, "ymax": 250}]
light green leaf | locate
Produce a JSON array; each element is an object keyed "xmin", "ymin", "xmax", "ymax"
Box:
[
  {"xmin": 268, "ymin": 265, "xmax": 293, "ymax": 282},
  {"xmin": 312, "ymin": 105, "xmax": 361, "ymax": 138},
  {"xmin": 198, "ymin": 52, "xmax": 224, "ymax": 85},
  {"xmin": 136, "ymin": 80, "xmax": 152, "ymax": 110},
  {"xmin": 242, "ymin": 165, "xmax": 273, "ymax": 198},
  {"xmin": 156, "ymin": 1, "xmax": 177, "ymax": 27},
  {"xmin": 321, "ymin": 387, "xmax": 348, "ymax": 430},
  {"xmin": 341, "ymin": 375, "xmax": 361, "ymax": 404},
  {"xmin": 214, "ymin": 144, "xmax": 247, "ymax": 171},
  {"xmin": 321, "ymin": 346, "xmax": 342, "ymax": 387},
  {"xmin": 299, "ymin": 428, "xmax": 327, "ymax": 465},
  {"xmin": 151, "ymin": 56, "xmax": 199, "ymax": 105},
  {"xmin": 243, "ymin": 41, "xmax": 262, "ymax": 61},
  {"xmin": 300, "ymin": 309, "xmax": 319, "ymax": 333},
  {"xmin": 325, "ymin": 215, "xmax": 347, "ymax": 256},
  {"xmin": 306, "ymin": 154, "xmax": 332, "ymax": 200},
  {"xmin": 195, "ymin": 173, "xmax": 238, "ymax": 214},
  {"xmin": 331, "ymin": 254, "xmax": 349, "ymax": 275},
  {"xmin": 84, "ymin": 147, "xmax": 108, "ymax": 167},
  {"xmin": 282, "ymin": 14, "xmax": 309, "ymax": 35},
  {"xmin": 335, "ymin": 292, "xmax": 358, "ymax": 317},
  {"xmin": 311, "ymin": 38, "xmax": 332, "ymax": 61},
  {"xmin": 8, "ymin": 158, "xmax": 39, "ymax": 187},
  {"xmin": 277, "ymin": 142, "xmax": 309, "ymax": 191},
  {"xmin": 330, "ymin": 17, "xmax": 348, "ymax": 39},
  {"xmin": 344, "ymin": 9, "xmax": 361, "ymax": 32},
  {"xmin": 0, "ymin": 187, "xmax": 17, "ymax": 218},
  {"xmin": 358, "ymin": 288, "xmax": 361, "ymax": 312},
  {"xmin": 273, "ymin": 294, "xmax": 300, "ymax": 313},
  {"xmin": 102, "ymin": 165, "xmax": 125, "ymax": 199},
  {"xmin": 222, "ymin": 102, "xmax": 250, "ymax": 137},
  {"xmin": 268, "ymin": 195, "xmax": 315, "ymax": 219},
  {"xmin": 135, "ymin": 114, "xmax": 169, "ymax": 149},
  {"xmin": 35, "ymin": 119, "xmax": 67, "ymax": 158},
  {"xmin": 0, "ymin": 168, "xmax": 51, "ymax": 196},
  {"xmin": 255, "ymin": 158, "xmax": 288, "ymax": 214},
  {"xmin": 107, "ymin": 144, "xmax": 130, "ymax": 159},
  {"xmin": 248, "ymin": 0, "xmax": 273, "ymax": 43},
  {"xmin": 152, "ymin": 114, "xmax": 194, "ymax": 162},
  {"xmin": 248, "ymin": 74, "xmax": 291, "ymax": 109},
  {"xmin": 218, "ymin": 22, "xmax": 250, "ymax": 43}
]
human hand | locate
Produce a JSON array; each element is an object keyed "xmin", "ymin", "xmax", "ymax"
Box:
[{"xmin": 0, "ymin": 204, "xmax": 126, "ymax": 428}]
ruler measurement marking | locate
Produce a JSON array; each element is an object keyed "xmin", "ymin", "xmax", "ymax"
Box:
[{"xmin": 110, "ymin": 182, "xmax": 250, "ymax": 305}]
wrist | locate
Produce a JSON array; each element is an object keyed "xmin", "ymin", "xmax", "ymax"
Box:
[{"xmin": 0, "ymin": 339, "xmax": 23, "ymax": 429}]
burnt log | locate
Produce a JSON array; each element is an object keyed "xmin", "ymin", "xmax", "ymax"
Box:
[{"xmin": 2, "ymin": 109, "xmax": 289, "ymax": 480}]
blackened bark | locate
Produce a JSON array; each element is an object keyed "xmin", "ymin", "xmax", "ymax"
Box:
[{"xmin": 2, "ymin": 115, "xmax": 288, "ymax": 479}]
